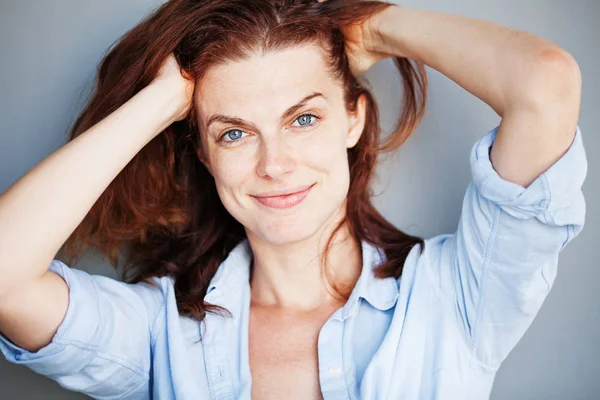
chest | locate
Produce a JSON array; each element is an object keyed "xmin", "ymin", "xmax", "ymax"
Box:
[{"xmin": 248, "ymin": 306, "xmax": 338, "ymax": 400}]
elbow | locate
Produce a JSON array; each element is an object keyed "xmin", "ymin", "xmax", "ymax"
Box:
[
  {"xmin": 539, "ymin": 47, "xmax": 581, "ymax": 100},
  {"xmin": 518, "ymin": 47, "xmax": 582, "ymax": 111}
]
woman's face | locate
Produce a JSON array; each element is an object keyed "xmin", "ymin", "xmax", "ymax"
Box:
[{"xmin": 195, "ymin": 44, "xmax": 366, "ymax": 245}]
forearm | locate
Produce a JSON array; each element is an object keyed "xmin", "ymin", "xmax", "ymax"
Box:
[
  {"xmin": 373, "ymin": 6, "xmax": 579, "ymax": 116},
  {"xmin": 0, "ymin": 82, "xmax": 179, "ymax": 295}
]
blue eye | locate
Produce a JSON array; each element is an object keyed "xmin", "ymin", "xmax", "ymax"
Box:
[
  {"xmin": 222, "ymin": 129, "xmax": 246, "ymax": 142},
  {"xmin": 292, "ymin": 113, "xmax": 319, "ymax": 128},
  {"xmin": 219, "ymin": 113, "xmax": 319, "ymax": 145}
]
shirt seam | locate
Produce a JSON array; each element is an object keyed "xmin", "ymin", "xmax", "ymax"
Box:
[
  {"xmin": 537, "ymin": 171, "xmax": 552, "ymax": 221},
  {"xmin": 340, "ymin": 321, "xmax": 353, "ymax": 400},
  {"xmin": 468, "ymin": 201, "xmax": 502, "ymax": 372},
  {"xmin": 51, "ymin": 335, "xmax": 150, "ymax": 379},
  {"xmin": 118, "ymin": 377, "xmax": 149, "ymax": 398},
  {"xmin": 151, "ymin": 302, "xmax": 167, "ymax": 345}
]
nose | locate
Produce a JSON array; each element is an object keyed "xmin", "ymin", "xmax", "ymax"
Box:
[{"xmin": 255, "ymin": 135, "xmax": 296, "ymax": 180}]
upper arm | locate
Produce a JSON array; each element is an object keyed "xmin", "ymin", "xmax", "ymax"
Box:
[
  {"xmin": 490, "ymin": 48, "xmax": 581, "ymax": 188},
  {"xmin": 433, "ymin": 121, "xmax": 587, "ymax": 372},
  {"xmin": 489, "ymin": 104, "xmax": 580, "ymax": 189},
  {"xmin": 0, "ymin": 269, "xmax": 69, "ymax": 352},
  {"xmin": 0, "ymin": 260, "xmax": 167, "ymax": 399}
]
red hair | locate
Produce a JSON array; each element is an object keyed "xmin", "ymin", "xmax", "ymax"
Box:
[{"xmin": 60, "ymin": 0, "xmax": 428, "ymax": 321}]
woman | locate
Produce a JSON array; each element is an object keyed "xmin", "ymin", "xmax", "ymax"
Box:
[{"xmin": 0, "ymin": 0, "xmax": 586, "ymax": 399}]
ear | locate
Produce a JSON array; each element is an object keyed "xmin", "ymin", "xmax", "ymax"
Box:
[{"xmin": 346, "ymin": 93, "xmax": 367, "ymax": 148}]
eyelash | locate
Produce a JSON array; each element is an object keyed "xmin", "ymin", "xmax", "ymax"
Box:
[{"xmin": 219, "ymin": 113, "xmax": 321, "ymax": 145}]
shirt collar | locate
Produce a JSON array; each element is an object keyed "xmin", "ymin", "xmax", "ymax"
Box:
[
  {"xmin": 204, "ymin": 239, "xmax": 399, "ymax": 316},
  {"xmin": 204, "ymin": 239, "xmax": 252, "ymax": 308},
  {"xmin": 338, "ymin": 240, "xmax": 399, "ymax": 320}
]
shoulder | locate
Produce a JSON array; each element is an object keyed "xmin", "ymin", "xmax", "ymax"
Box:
[{"xmin": 50, "ymin": 259, "xmax": 176, "ymax": 333}]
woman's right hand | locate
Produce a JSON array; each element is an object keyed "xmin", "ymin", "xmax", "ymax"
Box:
[
  {"xmin": 0, "ymin": 52, "xmax": 196, "ymax": 309},
  {"xmin": 151, "ymin": 53, "xmax": 195, "ymax": 122}
]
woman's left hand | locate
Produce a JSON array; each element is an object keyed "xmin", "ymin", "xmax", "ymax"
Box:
[{"xmin": 319, "ymin": 1, "xmax": 398, "ymax": 75}]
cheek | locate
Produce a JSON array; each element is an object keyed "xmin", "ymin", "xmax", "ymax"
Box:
[
  {"xmin": 294, "ymin": 125, "xmax": 349, "ymax": 172},
  {"xmin": 210, "ymin": 149, "xmax": 254, "ymax": 200}
]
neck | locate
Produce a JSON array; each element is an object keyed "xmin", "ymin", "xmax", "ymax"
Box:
[{"xmin": 247, "ymin": 209, "xmax": 362, "ymax": 311}]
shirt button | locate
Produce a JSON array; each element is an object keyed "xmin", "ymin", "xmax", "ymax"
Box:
[{"xmin": 329, "ymin": 365, "xmax": 342, "ymax": 377}]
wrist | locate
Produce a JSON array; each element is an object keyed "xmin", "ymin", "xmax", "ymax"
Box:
[
  {"xmin": 136, "ymin": 82, "xmax": 185, "ymax": 136},
  {"xmin": 370, "ymin": 5, "xmax": 411, "ymax": 59},
  {"xmin": 147, "ymin": 79, "xmax": 193, "ymax": 124}
]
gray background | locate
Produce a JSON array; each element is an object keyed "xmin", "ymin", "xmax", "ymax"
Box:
[{"xmin": 0, "ymin": 0, "xmax": 597, "ymax": 399}]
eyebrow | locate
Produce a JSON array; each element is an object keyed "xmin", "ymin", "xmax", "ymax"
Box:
[{"xmin": 204, "ymin": 92, "xmax": 326, "ymax": 132}]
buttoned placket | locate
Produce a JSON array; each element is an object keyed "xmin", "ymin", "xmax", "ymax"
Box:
[
  {"xmin": 318, "ymin": 309, "xmax": 351, "ymax": 400},
  {"xmin": 202, "ymin": 290, "xmax": 237, "ymax": 400},
  {"xmin": 201, "ymin": 242, "xmax": 254, "ymax": 400}
]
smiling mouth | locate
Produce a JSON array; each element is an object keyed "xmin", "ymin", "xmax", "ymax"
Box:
[{"xmin": 252, "ymin": 183, "xmax": 315, "ymax": 209}]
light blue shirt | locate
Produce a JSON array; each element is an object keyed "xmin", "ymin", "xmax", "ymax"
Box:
[{"xmin": 0, "ymin": 125, "xmax": 587, "ymax": 399}]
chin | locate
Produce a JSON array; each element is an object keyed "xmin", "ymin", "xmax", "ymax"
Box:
[
  {"xmin": 257, "ymin": 217, "xmax": 320, "ymax": 245},
  {"xmin": 249, "ymin": 210, "xmax": 332, "ymax": 246}
]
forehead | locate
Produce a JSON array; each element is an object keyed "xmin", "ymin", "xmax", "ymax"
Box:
[{"xmin": 195, "ymin": 44, "xmax": 342, "ymax": 121}]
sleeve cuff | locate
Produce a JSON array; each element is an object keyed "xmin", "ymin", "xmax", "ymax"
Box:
[
  {"xmin": 470, "ymin": 124, "xmax": 587, "ymax": 226},
  {"xmin": 0, "ymin": 260, "xmax": 100, "ymax": 376}
]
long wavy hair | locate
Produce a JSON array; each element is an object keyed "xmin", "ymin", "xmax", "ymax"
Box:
[{"xmin": 59, "ymin": 0, "xmax": 428, "ymax": 321}]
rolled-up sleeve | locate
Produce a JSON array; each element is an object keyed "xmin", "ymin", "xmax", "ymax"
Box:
[
  {"xmin": 0, "ymin": 259, "xmax": 166, "ymax": 399},
  {"xmin": 439, "ymin": 125, "xmax": 586, "ymax": 371}
]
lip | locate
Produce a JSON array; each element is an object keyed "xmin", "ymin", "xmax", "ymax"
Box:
[{"xmin": 252, "ymin": 183, "xmax": 315, "ymax": 209}]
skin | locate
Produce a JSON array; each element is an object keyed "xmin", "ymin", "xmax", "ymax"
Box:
[
  {"xmin": 194, "ymin": 7, "xmax": 581, "ymax": 399},
  {"xmin": 195, "ymin": 45, "xmax": 368, "ymax": 399},
  {"xmin": 196, "ymin": 44, "xmax": 366, "ymax": 311},
  {"xmin": 0, "ymin": 3, "xmax": 581, "ymax": 400},
  {"xmin": 370, "ymin": 6, "xmax": 581, "ymax": 188}
]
